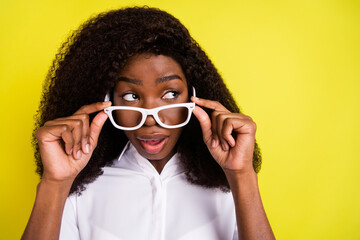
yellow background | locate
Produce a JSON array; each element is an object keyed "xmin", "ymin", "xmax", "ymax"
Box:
[{"xmin": 1, "ymin": 0, "xmax": 359, "ymax": 239}]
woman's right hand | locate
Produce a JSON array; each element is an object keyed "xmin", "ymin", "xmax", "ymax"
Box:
[{"xmin": 35, "ymin": 101, "xmax": 112, "ymax": 183}]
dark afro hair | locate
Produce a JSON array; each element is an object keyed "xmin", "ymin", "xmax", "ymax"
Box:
[{"xmin": 32, "ymin": 6, "xmax": 262, "ymax": 195}]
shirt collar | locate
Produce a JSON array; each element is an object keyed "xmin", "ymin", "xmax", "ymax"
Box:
[
  {"xmin": 114, "ymin": 141, "xmax": 185, "ymax": 179},
  {"xmin": 117, "ymin": 141, "xmax": 131, "ymax": 162}
]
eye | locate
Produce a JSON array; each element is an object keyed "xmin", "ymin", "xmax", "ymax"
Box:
[
  {"xmin": 122, "ymin": 93, "xmax": 138, "ymax": 102},
  {"xmin": 162, "ymin": 91, "xmax": 179, "ymax": 100}
]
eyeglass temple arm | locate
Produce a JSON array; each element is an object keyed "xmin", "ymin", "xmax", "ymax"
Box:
[
  {"xmin": 192, "ymin": 86, "xmax": 196, "ymax": 98},
  {"xmin": 104, "ymin": 92, "xmax": 110, "ymax": 102}
]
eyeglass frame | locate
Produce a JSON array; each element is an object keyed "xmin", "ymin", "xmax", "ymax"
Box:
[{"xmin": 104, "ymin": 87, "xmax": 196, "ymax": 131}]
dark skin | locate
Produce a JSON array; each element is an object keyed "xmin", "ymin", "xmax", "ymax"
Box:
[
  {"xmin": 22, "ymin": 54, "xmax": 275, "ymax": 239},
  {"xmin": 113, "ymin": 53, "xmax": 189, "ymax": 173}
]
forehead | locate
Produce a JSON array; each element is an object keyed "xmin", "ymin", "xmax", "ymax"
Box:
[{"xmin": 118, "ymin": 54, "xmax": 187, "ymax": 85}]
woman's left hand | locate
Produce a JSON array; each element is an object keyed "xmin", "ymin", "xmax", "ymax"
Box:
[{"xmin": 191, "ymin": 96, "xmax": 256, "ymax": 173}]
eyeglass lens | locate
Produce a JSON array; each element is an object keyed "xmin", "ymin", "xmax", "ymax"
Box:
[{"xmin": 112, "ymin": 106, "xmax": 189, "ymax": 128}]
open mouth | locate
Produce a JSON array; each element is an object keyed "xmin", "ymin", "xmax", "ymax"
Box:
[{"xmin": 137, "ymin": 136, "xmax": 168, "ymax": 154}]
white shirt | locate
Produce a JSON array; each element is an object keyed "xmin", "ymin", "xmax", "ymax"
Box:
[{"xmin": 60, "ymin": 142, "xmax": 238, "ymax": 240}]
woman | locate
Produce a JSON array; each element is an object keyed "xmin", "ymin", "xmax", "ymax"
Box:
[{"xmin": 23, "ymin": 7, "xmax": 274, "ymax": 240}]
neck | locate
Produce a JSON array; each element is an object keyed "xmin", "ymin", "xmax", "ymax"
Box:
[{"xmin": 148, "ymin": 149, "xmax": 176, "ymax": 174}]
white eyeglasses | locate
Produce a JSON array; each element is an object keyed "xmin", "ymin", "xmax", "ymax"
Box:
[{"xmin": 104, "ymin": 87, "xmax": 196, "ymax": 130}]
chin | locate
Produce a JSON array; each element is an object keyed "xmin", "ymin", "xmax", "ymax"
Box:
[
  {"xmin": 132, "ymin": 140, "xmax": 176, "ymax": 162},
  {"xmin": 140, "ymin": 146, "xmax": 175, "ymax": 161}
]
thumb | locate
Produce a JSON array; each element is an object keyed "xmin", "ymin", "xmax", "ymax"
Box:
[
  {"xmin": 89, "ymin": 111, "xmax": 109, "ymax": 147},
  {"xmin": 192, "ymin": 105, "xmax": 213, "ymax": 145}
]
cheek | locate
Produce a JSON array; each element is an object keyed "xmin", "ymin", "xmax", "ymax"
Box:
[
  {"xmin": 168, "ymin": 128, "xmax": 183, "ymax": 144},
  {"xmin": 159, "ymin": 107, "xmax": 188, "ymax": 126},
  {"xmin": 124, "ymin": 131, "xmax": 135, "ymax": 141},
  {"xmin": 115, "ymin": 110, "xmax": 143, "ymax": 128}
]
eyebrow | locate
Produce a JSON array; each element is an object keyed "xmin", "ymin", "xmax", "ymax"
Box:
[
  {"xmin": 156, "ymin": 74, "xmax": 183, "ymax": 84},
  {"xmin": 118, "ymin": 74, "xmax": 183, "ymax": 85},
  {"xmin": 118, "ymin": 77, "xmax": 143, "ymax": 85}
]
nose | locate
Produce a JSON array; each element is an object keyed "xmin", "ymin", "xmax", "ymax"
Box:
[
  {"xmin": 142, "ymin": 100, "xmax": 159, "ymax": 127},
  {"xmin": 143, "ymin": 114, "xmax": 157, "ymax": 127}
]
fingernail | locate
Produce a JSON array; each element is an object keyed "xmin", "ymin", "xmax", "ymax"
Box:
[
  {"xmin": 222, "ymin": 143, "xmax": 226, "ymax": 151},
  {"xmin": 103, "ymin": 101, "xmax": 111, "ymax": 105},
  {"xmin": 85, "ymin": 144, "xmax": 90, "ymax": 154},
  {"xmin": 212, "ymin": 139, "xmax": 216, "ymax": 148},
  {"xmin": 69, "ymin": 148, "xmax": 73, "ymax": 155},
  {"xmin": 192, "ymin": 96, "xmax": 199, "ymax": 101},
  {"xmin": 76, "ymin": 150, "xmax": 82, "ymax": 159}
]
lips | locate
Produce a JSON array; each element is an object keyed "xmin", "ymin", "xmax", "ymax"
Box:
[{"xmin": 136, "ymin": 134, "xmax": 168, "ymax": 154}]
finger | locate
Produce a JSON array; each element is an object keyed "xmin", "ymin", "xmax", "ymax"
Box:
[
  {"xmin": 221, "ymin": 118, "xmax": 236, "ymax": 148},
  {"xmin": 75, "ymin": 101, "xmax": 112, "ymax": 115},
  {"xmin": 215, "ymin": 113, "xmax": 252, "ymax": 150},
  {"xmin": 59, "ymin": 127, "xmax": 75, "ymax": 155},
  {"xmin": 215, "ymin": 112, "xmax": 231, "ymax": 151},
  {"xmin": 44, "ymin": 119, "xmax": 84, "ymax": 159},
  {"xmin": 89, "ymin": 110, "xmax": 109, "ymax": 148},
  {"xmin": 192, "ymin": 106, "xmax": 213, "ymax": 145},
  {"xmin": 73, "ymin": 101, "xmax": 111, "ymax": 154},
  {"xmin": 191, "ymin": 96, "xmax": 229, "ymax": 112},
  {"xmin": 49, "ymin": 114, "xmax": 91, "ymax": 154},
  {"xmin": 72, "ymin": 114, "xmax": 90, "ymax": 154},
  {"xmin": 70, "ymin": 120, "xmax": 83, "ymax": 160},
  {"xmin": 232, "ymin": 119, "xmax": 257, "ymax": 156},
  {"xmin": 37, "ymin": 125, "xmax": 74, "ymax": 155},
  {"xmin": 234, "ymin": 118, "xmax": 257, "ymax": 135},
  {"xmin": 211, "ymin": 111, "xmax": 222, "ymax": 148}
]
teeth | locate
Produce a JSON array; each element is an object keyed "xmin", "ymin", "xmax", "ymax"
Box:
[
  {"xmin": 146, "ymin": 140, "xmax": 161, "ymax": 144},
  {"xmin": 139, "ymin": 138, "xmax": 163, "ymax": 142}
]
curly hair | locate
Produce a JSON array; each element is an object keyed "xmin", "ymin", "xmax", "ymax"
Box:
[{"xmin": 33, "ymin": 6, "xmax": 262, "ymax": 195}]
